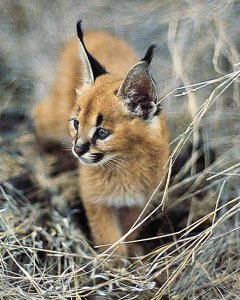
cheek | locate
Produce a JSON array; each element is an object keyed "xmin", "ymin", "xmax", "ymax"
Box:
[
  {"xmin": 95, "ymin": 135, "xmax": 115, "ymax": 152},
  {"xmin": 101, "ymin": 134, "xmax": 130, "ymax": 153},
  {"xmin": 114, "ymin": 125, "xmax": 142, "ymax": 150}
]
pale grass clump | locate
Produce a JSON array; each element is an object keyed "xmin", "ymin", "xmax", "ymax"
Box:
[
  {"xmin": 1, "ymin": 69, "xmax": 239, "ymax": 299},
  {"xmin": 0, "ymin": 0, "xmax": 239, "ymax": 299}
]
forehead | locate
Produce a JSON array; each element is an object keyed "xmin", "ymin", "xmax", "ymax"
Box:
[
  {"xmin": 79, "ymin": 108, "xmax": 97, "ymax": 127},
  {"xmin": 77, "ymin": 76, "xmax": 123, "ymax": 125}
]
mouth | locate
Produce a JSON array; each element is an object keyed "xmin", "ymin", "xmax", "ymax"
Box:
[
  {"xmin": 80, "ymin": 153, "xmax": 104, "ymax": 165},
  {"xmin": 72, "ymin": 147, "xmax": 105, "ymax": 166}
]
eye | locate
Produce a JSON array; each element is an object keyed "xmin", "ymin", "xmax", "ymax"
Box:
[
  {"xmin": 96, "ymin": 128, "xmax": 110, "ymax": 140},
  {"xmin": 73, "ymin": 119, "xmax": 79, "ymax": 131}
]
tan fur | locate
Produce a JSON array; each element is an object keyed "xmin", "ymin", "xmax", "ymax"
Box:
[
  {"xmin": 34, "ymin": 30, "xmax": 169, "ymax": 257},
  {"xmin": 77, "ymin": 78, "xmax": 168, "ymax": 255}
]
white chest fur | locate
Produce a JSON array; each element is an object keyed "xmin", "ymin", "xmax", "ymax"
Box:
[{"xmin": 104, "ymin": 193, "xmax": 146, "ymax": 208}]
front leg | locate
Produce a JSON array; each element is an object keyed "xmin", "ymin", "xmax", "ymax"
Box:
[
  {"xmin": 120, "ymin": 206, "xmax": 144, "ymax": 257},
  {"xmin": 83, "ymin": 201, "xmax": 127, "ymax": 256}
]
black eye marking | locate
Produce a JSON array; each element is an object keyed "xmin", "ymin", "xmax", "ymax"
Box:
[
  {"xmin": 96, "ymin": 114, "xmax": 103, "ymax": 127},
  {"xmin": 73, "ymin": 119, "xmax": 79, "ymax": 131},
  {"xmin": 96, "ymin": 127, "xmax": 110, "ymax": 140},
  {"xmin": 114, "ymin": 89, "xmax": 118, "ymax": 95}
]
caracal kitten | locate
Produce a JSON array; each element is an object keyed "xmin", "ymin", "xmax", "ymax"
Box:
[{"xmin": 34, "ymin": 21, "xmax": 169, "ymax": 257}]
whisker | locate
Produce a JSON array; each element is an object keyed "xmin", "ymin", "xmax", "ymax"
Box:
[
  {"xmin": 62, "ymin": 147, "xmax": 73, "ymax": 152},
  {"xmin": 106, "ymin": 162, "xmax": 116, "ymax": 173},
  {"xmin": 109, "ymin": 156, "xmax": 128, "ymax": 170},
  {"xmin": 66, "ymin": 152, "xmax": 74, "ymax": 157},
  {"xmin": 106, "ymin": 160, "xmax": 119, "ymax": 173},
  {"xmin": 109, "ymin": 158, "xmax": 126, "ymax": 174}
]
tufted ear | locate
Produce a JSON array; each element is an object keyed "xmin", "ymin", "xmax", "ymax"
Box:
[
  {"xmin": 117, "ymin": 45, "xmax": 161, "ymax": 120},
  {"xmin": 76, "ymin": 21, "xmax": 107, "ymax": 85}
]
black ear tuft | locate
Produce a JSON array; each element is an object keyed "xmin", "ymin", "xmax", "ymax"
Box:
[
  {"xmin": 76, "ymin": 20, "xmax": 107, "ymax": 80},
  {"xmin": 76, "ymin": 20, "xmax": 84, "ymax": 42},
  {"xmin": 141, "ymin": 45, "xmax": 157, "ymax": 65}
]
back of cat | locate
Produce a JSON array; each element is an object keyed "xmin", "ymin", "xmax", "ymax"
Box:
[{"xmin": 33, "ymin": 31, "xmax": 138, "ymax": 142}]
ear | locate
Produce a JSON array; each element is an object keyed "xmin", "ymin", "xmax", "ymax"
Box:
[
  {"xmin": 117, "ymin": 45, "xmax": 161, "ymax": 120},
  {"xmin": 76, "ymin": 21, "xmax": 107, "ymax": 84}
]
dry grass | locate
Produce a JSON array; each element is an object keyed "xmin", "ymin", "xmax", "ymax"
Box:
[{"xmin": 0, "ymin": 1, "xmax": 240, "ymax": 299}]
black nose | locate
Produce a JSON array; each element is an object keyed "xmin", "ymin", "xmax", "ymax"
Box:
[{"xmin": 74, "ymin": 141, "xmax": 90, "ymax": 157}]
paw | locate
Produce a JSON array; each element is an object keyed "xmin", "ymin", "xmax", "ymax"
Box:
[
  {"xmin": 97, "ymin": 244, "xmax": 129, "ymax": 269},
  {"xmin": 106, "ymin": 255, "xmax": 130, "ymax": 269},
  {"xmin": 113, "ymin": 243, "xmax": 128, "ymax": 256},
  {"xmin": 128, "ymin": 243, "xmax": 143, "ymax": 258}
]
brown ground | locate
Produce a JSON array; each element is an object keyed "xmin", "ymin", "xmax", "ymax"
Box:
[{"xmin": 0, "ymin": 1, "xmax": 239, "ymax": 299}]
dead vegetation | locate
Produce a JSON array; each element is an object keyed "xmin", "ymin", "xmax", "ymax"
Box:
[{"xmin": 0, "ymin": 1, "xmax": 240, "ymax": 299}]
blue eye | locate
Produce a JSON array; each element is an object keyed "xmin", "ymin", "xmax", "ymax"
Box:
[
  {"xmin": 73, "ymin": 119, "xmax": 79, "ymax": 130},
  {"xmin": 97, "ymin": 128, "xmax": 110, "ymax": 140}
]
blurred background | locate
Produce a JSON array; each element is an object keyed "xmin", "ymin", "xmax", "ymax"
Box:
[
  {"xmin": 0, "ymin": 1, "xmax": 240, "ymax": 299},
  {"xmin": 1, "ymin": 0, "xmax": 239, "ymax": 200},
  {"xmin": 1, "ymin": 0, "xmax": 239, "ymax": 145}
]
